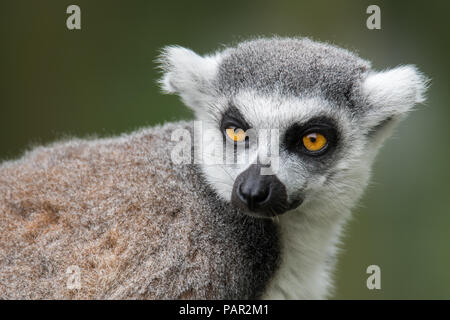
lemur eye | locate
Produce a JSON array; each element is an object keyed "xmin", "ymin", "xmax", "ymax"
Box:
[
  {"xmin": 225, "ymin": 127, "xmax": 246, "ymax": 142},
  {"xmin": 302, "ymin": 132, "xmax": 327, "ymax": 152}
]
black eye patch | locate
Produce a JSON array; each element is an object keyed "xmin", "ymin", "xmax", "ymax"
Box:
[
  {"xmin": 283, "ymin": 117, "xmax": 339, "ymax": 159},
  {"xmin": 220, "ymin": 104, "xmax": 251, "ymax": 133}
]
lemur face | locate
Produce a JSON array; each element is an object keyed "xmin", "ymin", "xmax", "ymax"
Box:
[
  {"xmin": 160, "ymin": 38, "xmax": 427, "ymax": 218},
  {"xmin": 197, "ymin": 92, "xmax": 364, "ymax": 218}
]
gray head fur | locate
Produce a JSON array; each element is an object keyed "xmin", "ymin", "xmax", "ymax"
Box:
[{"xmin": 217, "ymin": 37, "xmax": 371, "ymax": 110}]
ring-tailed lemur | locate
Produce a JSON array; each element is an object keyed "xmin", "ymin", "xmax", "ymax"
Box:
[{"xmin": 0, "ymin": 37, "xmax": 427, "ymax": 299}]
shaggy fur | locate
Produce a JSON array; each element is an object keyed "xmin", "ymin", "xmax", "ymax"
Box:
[
  {"xmin": 217, "ymin": 38, "xmax": 370, "ymax": 109},
  {"xmin": 0, "ymin": 36, "xmax": 428, "ymax": 299},
  {"xmin": 0, "ymin": 122, "xmax": 279, "ymax": 299}
]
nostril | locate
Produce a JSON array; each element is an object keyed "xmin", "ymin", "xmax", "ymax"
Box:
[{"xmin": 251, "ymin": 187, "xmax": 270, "ymax": 204}]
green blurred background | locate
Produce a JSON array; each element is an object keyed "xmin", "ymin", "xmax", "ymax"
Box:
[{"xmin": 1, "ymin": 0, "xmax": 449, "ymax": 299}]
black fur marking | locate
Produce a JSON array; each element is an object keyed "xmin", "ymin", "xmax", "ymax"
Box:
[
  {"xmin": 193, "ymin": 164, "xmax": 281, "ymax": 299},
  {"xmin": 283, "ymin": 116, "xmax": 339, "ymax": 165},
  {"xmin": 220, "ymin": 103, "xmax": 252, "ymax": 133}
]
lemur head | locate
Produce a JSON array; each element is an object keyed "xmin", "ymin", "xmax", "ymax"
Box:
[{"xmin": 159, "ymin": 37, "xmax": 427, "ymax": 219}]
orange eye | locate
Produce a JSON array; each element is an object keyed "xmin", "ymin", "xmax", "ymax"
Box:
[
  {"xmin": 226, "ymin": 128, "xmax": 246, "ymax": 142},
  {"xmin": 302, "ymin": 132, "xmax": 327, "ymax": 152}
]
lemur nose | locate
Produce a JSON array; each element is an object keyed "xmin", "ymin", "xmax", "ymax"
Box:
[
  {"xmin": 232, "ymin": 164, "xmax": 289, "ymax": 216},
  {"xmin": 237, "ymin": 180, "xmax": 271, "ymax": 211}
]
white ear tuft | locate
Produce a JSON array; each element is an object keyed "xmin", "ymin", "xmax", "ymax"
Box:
[
  {"xmin": 363, "ymin": 65, "xmax": 429, "ymax": 116},
  {"xmin": 361, "ymin": 65, "xmax": 429, "ymax": 147},
  {"xmin": 361, "ymin": 65, "xmax": 429, "ymax": 134},
  {"xmin": 157, "ymin": 46, "xmax": 221, "ymax": 109}
]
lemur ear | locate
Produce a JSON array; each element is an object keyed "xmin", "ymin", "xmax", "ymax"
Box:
[
  {"xmin": 361, "ymin": 65, "xmax": 429, "ymax": 141},
  {"xmin": 158, "ymin": 46, "xmax": 221, "ymax": 110}
]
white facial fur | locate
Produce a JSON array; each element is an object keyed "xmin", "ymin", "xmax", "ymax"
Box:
[{"xmin": 198, "ymin": 91, "xmax": 366, "ymax": 213}]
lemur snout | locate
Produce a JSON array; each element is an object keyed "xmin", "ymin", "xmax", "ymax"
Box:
[{"xmin": 232, "ymin": 164, "xmax": 289, "ymax": 217}]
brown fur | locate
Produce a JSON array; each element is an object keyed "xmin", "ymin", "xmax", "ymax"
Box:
[{"xmin": 0, "ymin": 121, "xmax": 279, "ymax": 299}]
